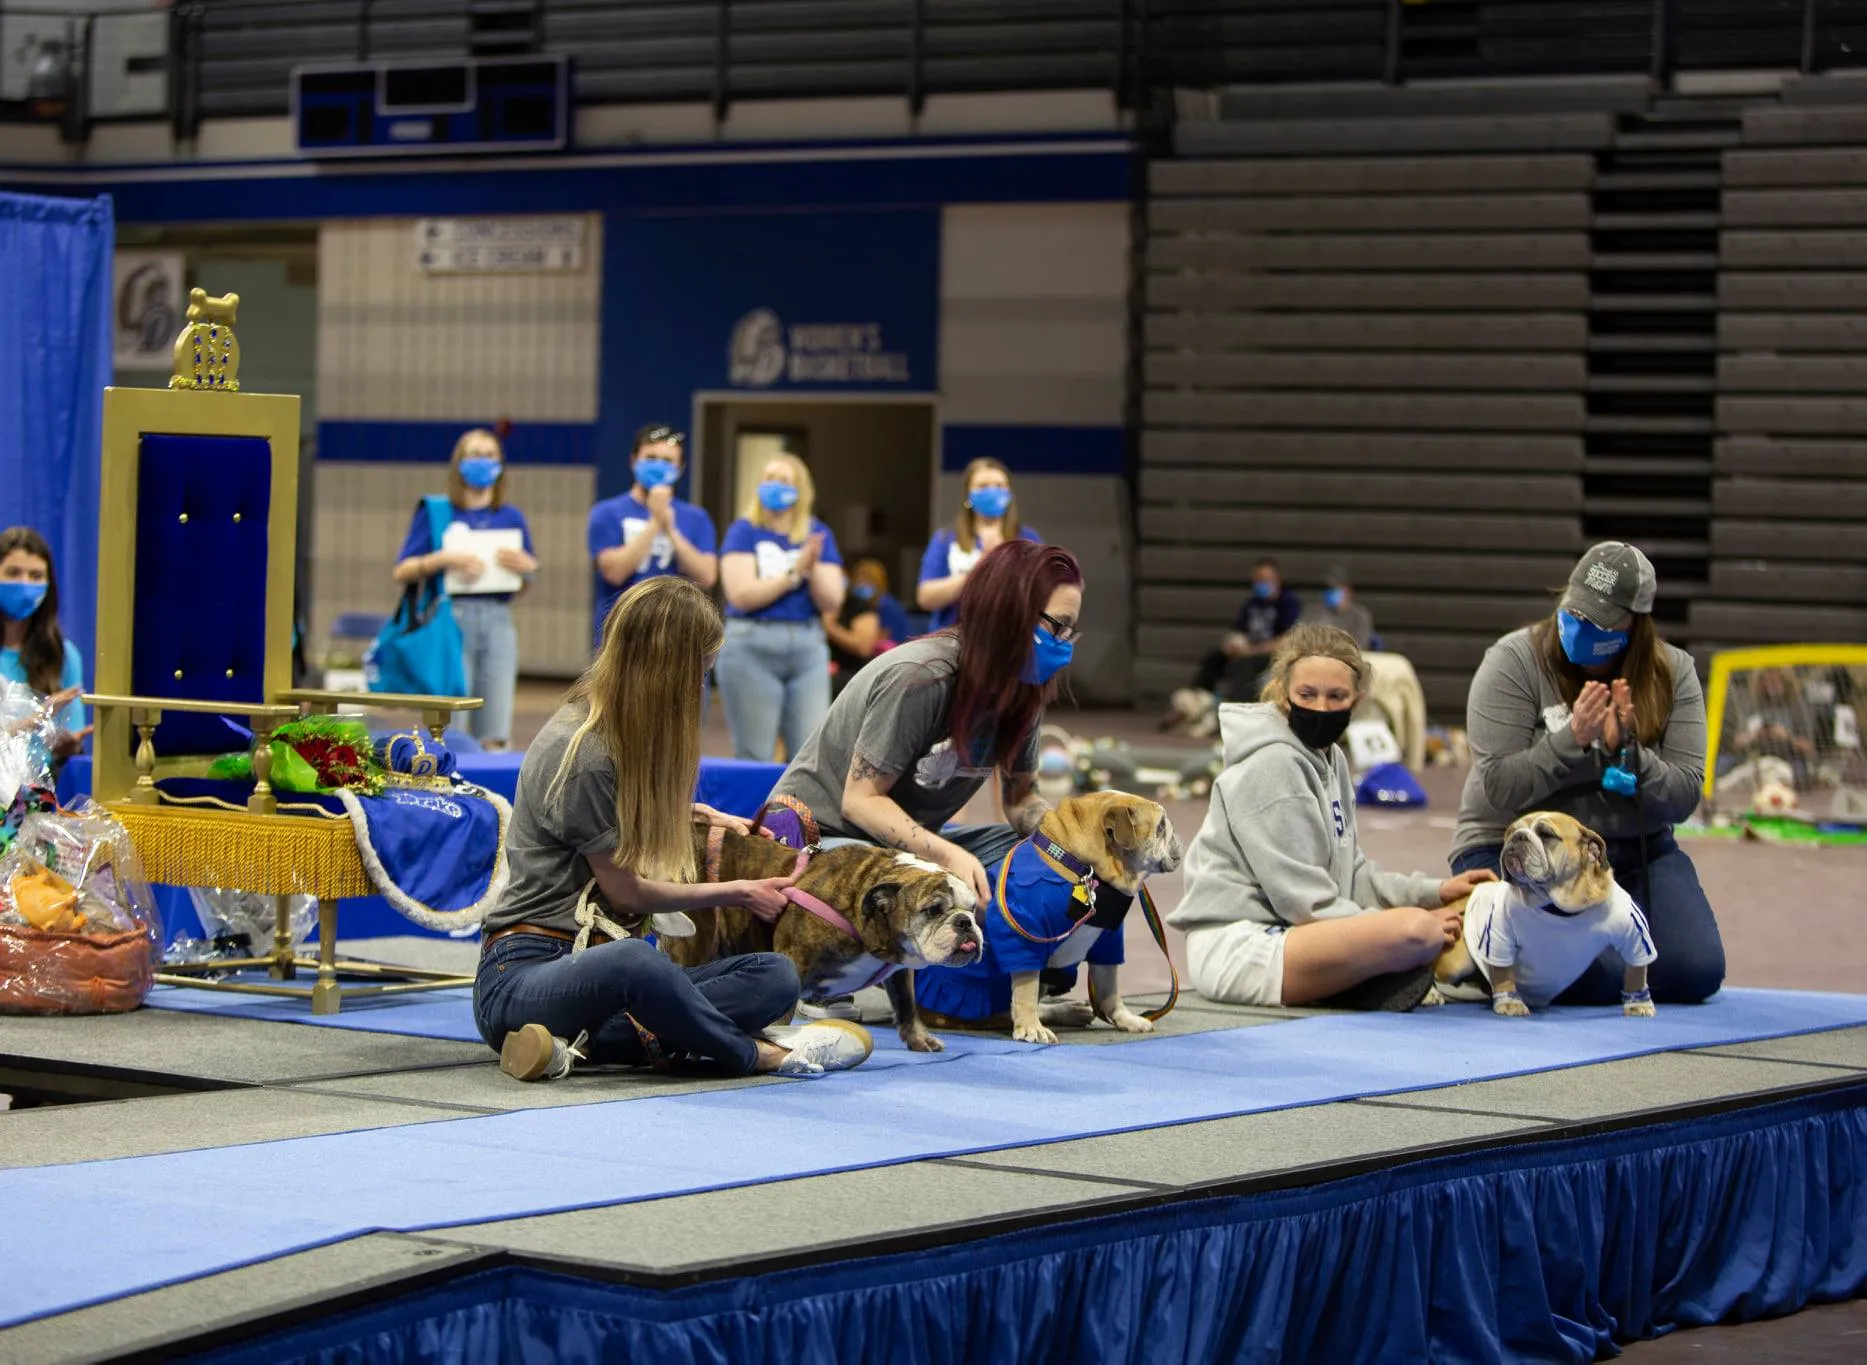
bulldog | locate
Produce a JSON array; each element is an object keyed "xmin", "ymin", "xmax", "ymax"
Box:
[
  {"xmin": 1434, "ymin": 811, "xmax": 1658, "ymax": 1017},
  {"xmin": 663, "ymin": 828, "xmax": 984, "ymax": 1052},
  {"xmin": 916, "ymin": 791, "xmax": 1185, "ymax": 1045}
]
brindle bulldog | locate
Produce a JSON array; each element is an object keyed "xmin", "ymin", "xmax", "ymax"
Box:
[{"xmin": 663, "ymin": 828, "xmax": 984, "ymax": 1052}]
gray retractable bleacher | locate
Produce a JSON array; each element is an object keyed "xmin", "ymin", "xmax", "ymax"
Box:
[
  {"xmin": 1694, "ymin": 107, "xmax": 1867, "ymax": 650},
  {"xmin": 1138, "ymin": 83, "xmax": 1627, "ymax": 718}
]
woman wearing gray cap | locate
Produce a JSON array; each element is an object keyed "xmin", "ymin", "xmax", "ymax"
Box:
[{"xmin": 1450, "ymin": 543, "xmax": 1725, "ymax": 1004}]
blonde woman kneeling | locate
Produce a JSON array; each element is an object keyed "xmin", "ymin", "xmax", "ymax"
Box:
[
  {"xmin": 1169, "ymin": 625, "xmax": 1496, "ymax": 1010},
  {"xmin": 474, "ymin": 577, "xmax": 869, "ymax": 1080}
]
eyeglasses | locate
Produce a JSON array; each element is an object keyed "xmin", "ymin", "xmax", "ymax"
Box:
[{"xmin": 1040, "ymin": 612, "xmax": 1081, "ymax": 644}]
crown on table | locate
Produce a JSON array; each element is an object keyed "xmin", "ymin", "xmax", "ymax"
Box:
[{"xmin": 375, "ymin": 731, "xmax": 459, "ymax": 792}]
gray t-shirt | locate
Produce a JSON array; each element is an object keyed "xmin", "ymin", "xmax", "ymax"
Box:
[
  {"xmin": 482, "ymin": 703, "xmax": 619, "ymax": 935},
  {"xmin": 772, "ymin": 634, "xmax": 1040, "ymax": 837},
  {"xmin": 1452, "ymin": 627, "xmax": 1707, "ymax": 857}
]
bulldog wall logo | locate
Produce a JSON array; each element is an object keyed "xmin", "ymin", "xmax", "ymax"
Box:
[{"xmin": 727, "ymin": 308, "xmax": 912, "ymax": 387}]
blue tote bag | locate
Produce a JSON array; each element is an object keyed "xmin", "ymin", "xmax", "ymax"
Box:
[{"xmin": 365, "ymin": 496, "xmax": 468, "ymax": 697}]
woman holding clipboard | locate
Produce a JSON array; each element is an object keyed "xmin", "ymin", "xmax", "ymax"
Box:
[{"xmin": 391, "ymin": 428, "xmax": 539, "ymax": 750}]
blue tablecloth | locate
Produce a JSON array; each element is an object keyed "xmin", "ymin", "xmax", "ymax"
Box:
[{"xmin": 55, "ymin": 752, "xmax": 786, "ymax": 940}]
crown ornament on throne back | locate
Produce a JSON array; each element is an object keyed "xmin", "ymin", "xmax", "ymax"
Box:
[{"xmin": 169, "ymin": 288, "xmax": 241, "ymax": 392}]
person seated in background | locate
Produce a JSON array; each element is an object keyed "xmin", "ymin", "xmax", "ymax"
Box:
[
  {"xmin": 824, "ymin": 558, "xmax": 900, "ymax": 697},
  {"xmin": 1164, "ymin": 556, "xmax": 1302, "ymax": 738},
  {"xmin": 1300, "ymin": 567, "xmax": 1378, "ymax": 651}
]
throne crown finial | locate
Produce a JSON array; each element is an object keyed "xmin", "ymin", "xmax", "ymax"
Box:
[{"xmin": 169, "ymin": 287, "xmax": 242, "ymax": 392}]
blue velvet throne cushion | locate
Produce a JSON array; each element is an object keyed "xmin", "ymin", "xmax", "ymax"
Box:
[{"xmin": 132, "ymin": 433, "xmax": 274, "ymax": 759}]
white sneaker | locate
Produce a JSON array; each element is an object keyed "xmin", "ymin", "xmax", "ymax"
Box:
[
  {"xmin": 766, "ymin": 1020, "xmax": 874, "ymax": 1077},
  {"xmin": 499, "ymin": 1024, "xmax": 588, "ymax": 1082}
]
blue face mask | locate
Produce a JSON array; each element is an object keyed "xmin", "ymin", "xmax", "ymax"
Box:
[
  {"xmin": 851, "ymin": 582, "xmax": 877, "ymax": 602},
  {"xmin": 458, "ymin": 457, "xmax": 503, "ymax": 490},
  {"xmin": 1022, "ymin": 626, "xmax": 1075, "ymax": 685},
  {"xmin": 1252, "ymin": 580, "xmax": 1276, "ymax": 600},
  {"xmin": 1559, "ymin": 610, "xmax": 1629, "ymax": 665},
  {"xmin": 1324, "ymin": 587, "xmax": 1346, "ymax": 611},
  {"xmin": 634, "ymin": 457, "xmax": 679, "ymax": 490},
  {"xmin": 0, "ymin": 581, "xmax": 47, "ymax": 621},
  {"xmin": 967, "ymin": 486, "xmax": 1013, "ymax": 521},
  {"xmin": 758, "ymin": 481, "xmax": 800, "ymax": 513}
]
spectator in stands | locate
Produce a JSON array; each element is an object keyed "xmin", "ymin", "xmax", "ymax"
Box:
[
  {"xmin": 1300, "ymin": 567, "xmax": 1377, "ymax": 651},
  {"xmin": 1450, "ymin": 542, "xmax": 1725, "ymax": 1005},
  {"xmin": 825, "ymin": 557, "xmax": 898, "ymax": 698},
  {"xmin": 1170, "ymin": 625, "xmax": 1495, "ymax": 1009},
  {"xmin": 715, "ymin": 453, "xmax": 846, "ymax": 761},
  {"xmin": 586, "ymin": 425, "xmax": 718, "ymax": 648},
  {"xmin": 391, "ymin": 428, "xmax": 537, "ymax": 750},
  {"xmin": 0, "ymin": 526, "xmax": 89, "ymax": 760},
  {"xmin": 917, "ymin": 458, "xmax": 1040, "ymax": 633},
  {"xmin": 1164, "ymin": 556, "xmax": 1303, "ymax": 737}
]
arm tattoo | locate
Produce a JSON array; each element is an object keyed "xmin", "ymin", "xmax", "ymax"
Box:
[{"xmin": 849, "ymin": 754, "xmax": 887, "ymax": 784}]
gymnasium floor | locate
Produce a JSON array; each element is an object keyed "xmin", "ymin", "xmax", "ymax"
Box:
[{"xmin": 0, "ymin": 684, "xmax": 1861, "ymax": 1360}]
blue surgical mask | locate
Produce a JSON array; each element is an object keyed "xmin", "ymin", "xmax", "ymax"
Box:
[
  {"xmin": 758, "ymin": 481, "xmax": 800, "ymax": 513},
  {"xmin": 1252, "ymin": 580, "xmax": 1276, "ymax": 600},
  {"xmin": 634, "ymin": 457, "xmax": 679, "ymax": 490},
  {"xmin": 1559, "ymin": 610, "xmax": 1629, "ymax": 665},
  {"xmin": 458, "ymin": 457, "xmax": 502, "ymax": 490},
  {"xmin": 0, "ymin": 581, "xmax": 47, "ymax": 620},
  {"xmin": 851, "ymin": 583, "xmax": 877, "ymax": 602},
  {"xmin": 1021, "ymin": 626, "xmax": 1074, "ymax": 685},
  {"xmin": 967, "ymin": 486, "xmax": 1013, "ymax": 521},
  {"xmin": 1324, "ymin": 588, "xmax": 1346, "ymax": 611}
]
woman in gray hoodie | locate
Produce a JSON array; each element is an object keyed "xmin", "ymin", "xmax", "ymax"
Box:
[{"xmin": 1170, "ymin": 625, "xmax": 1495, "ymax": 1008}]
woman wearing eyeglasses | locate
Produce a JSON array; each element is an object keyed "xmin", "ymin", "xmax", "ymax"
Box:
[{"xmin": 772, "ymin": 538, "xmax": 1084, "ymax": 911}]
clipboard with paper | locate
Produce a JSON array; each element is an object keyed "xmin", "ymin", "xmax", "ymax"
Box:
[{"xmin": 442, "ymin": 522, "xmax": 525, "ymax": 595}]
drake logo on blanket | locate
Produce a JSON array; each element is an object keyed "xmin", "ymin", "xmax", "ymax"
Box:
[{"xmin": 728, "ymin": 308, "xmax": 911, "ymax": 387}]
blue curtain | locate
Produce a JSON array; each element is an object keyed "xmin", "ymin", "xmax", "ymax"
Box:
[{"xmin": 0, "ymin": 190, "xmax": 113, "ymax": 687}]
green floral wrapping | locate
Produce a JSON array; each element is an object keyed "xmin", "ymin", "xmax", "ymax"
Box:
[{"xmin": 206, "ymin": 715, "xmax": 385, "ymax": 795}]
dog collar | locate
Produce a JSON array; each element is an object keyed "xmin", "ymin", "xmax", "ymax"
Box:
[
  {"xmin": 1533, "ymin": 900, "xmax": 1586, "ymax": 918},
  {"xmin": 1026, "ymin": 834, "xmax": 1096, "ymax": 887}
]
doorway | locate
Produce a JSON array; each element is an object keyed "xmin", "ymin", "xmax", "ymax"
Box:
[{"xmin": 694, "ymin": 395, "xmax": 939, "ymax": 606}]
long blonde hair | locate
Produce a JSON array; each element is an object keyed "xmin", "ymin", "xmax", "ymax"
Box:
[
  {"xmin": 740, "ymin": 451, "xmax": 816, "ymax": 546},
  {"xmin": 1259, "ymin": 623, "xmax": 1367, "ymax": 712},
  {"xmin": 551, "ymin": 576, "xmax": 722, "ymax": 883},
  {"xmin": 446, "ymin": 427, "xmax": 505, "ymax": 508},
  {"xmin": 954, "ymin": 457, "xmax": 1022, "ymax": 545}
]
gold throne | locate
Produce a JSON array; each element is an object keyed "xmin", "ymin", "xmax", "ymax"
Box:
[{"xmin": 85, "ymin": 289, "xmax": 484, "ymax": 1013}]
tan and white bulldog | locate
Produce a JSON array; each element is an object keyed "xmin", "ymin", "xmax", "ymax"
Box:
[
  {"xmin": 663, "ymin": 829, "xmax": 984, "ymax": 1052},
  {"xmin": 1434, "ymin": 811, "xmax": 1657, "ymax": 1017},
  {"xmin": 916, "ymin": 791, "xmax": 1184, "ymax": 1044}
]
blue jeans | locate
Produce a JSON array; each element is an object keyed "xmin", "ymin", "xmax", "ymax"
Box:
[
  {"xmin": 475, "ymin": 934, "xmax": 800, "ymax": 1075},
  {"xmin": 452, "ymin": 595, "xmax": 517, "ymax": 746},
  {"xmin": 1452, "ymin": 830, "xmax": 1725, "ymax": 1005},
  {"xmin": 715, "ymin": 618, "xmax": 831, "ymax": 762}
]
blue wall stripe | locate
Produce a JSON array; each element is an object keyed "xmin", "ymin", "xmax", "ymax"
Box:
[
  {"xmin": 15, "ymin": 148, "xmax": 1130, "ymax": 225},
  {"xmin": 941, "ymin": 424, "xmax": 1127, "ymax": 476},
  {"xmin": 317, "ymin": 419, "xmax": 596, "ymax": 465}
]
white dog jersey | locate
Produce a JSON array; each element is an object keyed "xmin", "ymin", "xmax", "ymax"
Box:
[{"xmin": 1462, "ymin": 879, "xmax": 1657, "ymax": 1007}]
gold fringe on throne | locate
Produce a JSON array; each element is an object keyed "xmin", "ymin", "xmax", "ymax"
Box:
[{"xmin": 113, "ymin": 806, "xmax": 375, "ymax": 901}]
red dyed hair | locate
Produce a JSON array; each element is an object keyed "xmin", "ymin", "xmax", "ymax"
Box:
[{"xmin": 946, "ymin": 540, "xmax": 1083, "ymax": 770}]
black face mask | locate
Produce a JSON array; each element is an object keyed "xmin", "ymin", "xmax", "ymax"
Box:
[{"xmin": 1287, "ymin": 702, "xmax": 1352, "ymax": 751}]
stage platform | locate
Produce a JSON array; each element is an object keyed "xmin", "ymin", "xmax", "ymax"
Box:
[{"xmin": 0, "ymin": 940, "xmax": 1863, "ymax": 1363}]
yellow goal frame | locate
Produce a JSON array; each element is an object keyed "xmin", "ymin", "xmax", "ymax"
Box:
[{"xmin": 1701, "ymin": 643, "xmax": 1867, "ymax": 806}]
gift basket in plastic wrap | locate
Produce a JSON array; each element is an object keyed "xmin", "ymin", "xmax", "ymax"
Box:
[{"xmin": 0, "ymin": 681, "xmax": 163, "ymax": 1014}]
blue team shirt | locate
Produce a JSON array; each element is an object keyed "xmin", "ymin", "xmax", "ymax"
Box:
[
  {"xmin": 720, "ymin": 518, "xmax": 844, "ymax": 623},
  {"xmin": 587, "ymin": 493, "xmax": 719, "ymax": 645},
  {"xmin": 1235, "ymin": 590, "xmax": 1302, "ymax": 644},
  {"xmin": 917, "ymin": 526, "xmax": 1042, "ymax": 632},
  {"xmin": 0, "ymin": 639, "xmax": 86, "ymax": 734},
  {"xmin": 397, "ymin": 502, "xmax": 535, "ymax": 603}
]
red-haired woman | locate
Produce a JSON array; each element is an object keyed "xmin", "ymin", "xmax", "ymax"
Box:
[{"xmin": 771, "ymin": 540, "xmax": 1114, "ymax": 1024}]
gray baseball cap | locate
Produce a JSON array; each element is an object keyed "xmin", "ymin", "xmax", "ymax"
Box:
[{"xmin": 1561, "ymin": 542, "xmax": 1656, "ymax": 627}]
